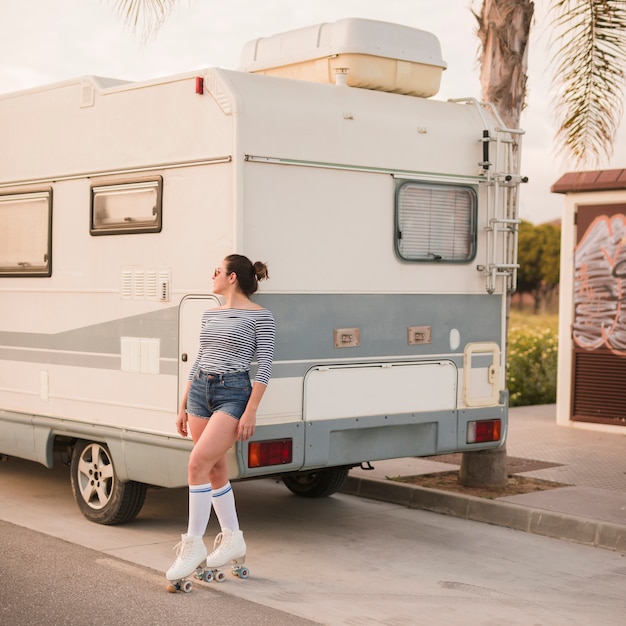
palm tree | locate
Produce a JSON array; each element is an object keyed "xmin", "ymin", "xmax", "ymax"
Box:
[
  {"xmin": 458, "ymin": 0, "xmax": 535, "ymax": 489},
  {"xmin": 473, "ymin": 0, "xmax": 626, "ymax": 163},
  {"xmin": 460, "ymin": 0, "xmax": 626, "ymax": 487},
  {"xmin": 473, "ymin": 0, "xmax": 626, "ymax": 167}
]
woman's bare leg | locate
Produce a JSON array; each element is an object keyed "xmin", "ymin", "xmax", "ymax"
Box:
[{"xmin": 187, "ymin": 412, "xmax": 238, "ymax": 485}]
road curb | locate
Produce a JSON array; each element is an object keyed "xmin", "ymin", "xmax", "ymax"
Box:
[{"xmin": 342, "ymin": 475, "xmax": 626, "ymax": 552}]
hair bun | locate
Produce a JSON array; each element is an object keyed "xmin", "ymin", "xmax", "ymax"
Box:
[{"xmin": 254, "ymin": 261, "xmax": 269, "ymax": 281}]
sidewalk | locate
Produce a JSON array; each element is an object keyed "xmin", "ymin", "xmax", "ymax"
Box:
[{"xmin": 344, "ymin": 404, "xmax": 626, "ymax": 552}]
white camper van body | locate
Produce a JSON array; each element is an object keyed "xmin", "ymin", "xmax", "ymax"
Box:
[{"xmin": 0, "ymin": 20, "xmax": 522, "ymax": 523}]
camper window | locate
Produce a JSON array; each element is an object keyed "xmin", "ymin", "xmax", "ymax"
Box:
[
  {"xmin": 90, "ymin": 178, "xmax": 162, "ymax": 235},
  {"xmin": 0, "ymin": 189, "xmax": 52, "ymax": 277},
  {"xmin": 395, "ymin": 181, "xmax": 476, "ymax": 262}
]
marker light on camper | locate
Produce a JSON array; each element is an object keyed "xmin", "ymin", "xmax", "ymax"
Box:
[
  {"xmin": 248, "ymin": 439, "xmax": 293, "ymax": 468},
  {"xmin": 467, "ymin": 419, "xmax": 501, "ymax": 444}
]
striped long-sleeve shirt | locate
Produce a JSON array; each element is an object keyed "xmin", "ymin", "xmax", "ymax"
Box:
[{"xmin": 188, "ymin": 308, "xmax": 276, "ymax": 385}]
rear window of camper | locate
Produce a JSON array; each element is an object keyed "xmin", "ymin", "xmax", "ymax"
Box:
[
  {"xmin": 396, "ymin": 181, "xmax": 476, "ymax": 262},
  {"xmin": 90, "ymin": 178, "xmax": 162, "ymax": 235},
  {"xmin": 0, "ymin": 189, "xmax": 52, "ymax": 277}
]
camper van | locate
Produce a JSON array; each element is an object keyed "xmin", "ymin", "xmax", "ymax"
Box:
[{"xmin": 0, "ymin": 19, "xmax": 523, "ymax": 524}]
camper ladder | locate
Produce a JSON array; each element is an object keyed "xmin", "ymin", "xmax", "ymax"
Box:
[
  {"xmin": 451, "ymin": 99, "xmax": 525, "ymax": 294},
  {"xmin": 483, "ymin": 121, "xmax": 524, "ymax": 295}
]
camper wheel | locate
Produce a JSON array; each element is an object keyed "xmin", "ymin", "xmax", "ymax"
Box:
[
  {"xmin": 282, "ymin": 467, "xmax": 350, "ymax": 498},
  {"xmin": 70, "ymin": 440, "xmax": 147, "ymax": 525}
]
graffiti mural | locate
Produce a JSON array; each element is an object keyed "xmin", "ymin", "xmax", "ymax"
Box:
[{"xmin": 574, "ymin": 214, "xmax": 626, "ymax": 355}]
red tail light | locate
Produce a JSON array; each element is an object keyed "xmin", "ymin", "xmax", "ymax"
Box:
[
  {"xmin": 467, "ymin": 419, "xmax": 501, "ymax": 444},
  {"xmin": 248, "ymin": 439, "xmax": 293, "ymax": 468}
]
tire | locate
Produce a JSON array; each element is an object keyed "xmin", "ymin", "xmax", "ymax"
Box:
[
  {"xmin": 282, "ymin": 467, "xmax": 350, "ymax": 498},
  {"xmin": 70, "ymin": 440, "xmax": 147, "ymax": 525}
]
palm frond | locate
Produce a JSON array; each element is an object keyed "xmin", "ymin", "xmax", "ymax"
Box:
[
  {"xmin": 110, "ymin": 0, "xmax": 178, "ymax": 41},
  {"xmin": 550, "ymin": 0, "xmax": 626, "ymax": 166}
]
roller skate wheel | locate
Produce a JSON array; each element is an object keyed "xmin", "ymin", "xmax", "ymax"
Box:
[
  {"xmin": 236, "ymin": 566, "xmax": 249, "ymax": 579},
  {"xmin": 182, "ymin": 580, "xmax": 193, "ymax": 593},
  {"xmin": 203, "ymin": 570, "xmax": 214, "ymax": 583},
  {"xmin": 215, "ymin": 570, "xmax": 226, "ymax": 583}
]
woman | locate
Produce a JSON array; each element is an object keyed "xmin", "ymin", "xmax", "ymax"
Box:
[{"xmin": 166, "ymin": 254, "xmax": 275, "ymax": 586}]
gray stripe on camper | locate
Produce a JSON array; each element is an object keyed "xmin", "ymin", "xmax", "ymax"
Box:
[
  {"xmin": 254, "ymin": 293, "xmax": 502, "ymax": 362},
  {"xmin": 0, "ymin": 294, "xmax": 501, "ymax": 376},
  {"xmin": 0, "ymin": 346, "xmax": 178, "ymax": 375},
  {"xmin": 0, "ymin": 307, "xmax": 179, "ymax": 355},
  {"xmin": 0, "ymin": 308, "xmax": 179, "ymax": 374},
  {"xmin": 0, "ymin": 347, "xmax": 120, "ymax": 370}
]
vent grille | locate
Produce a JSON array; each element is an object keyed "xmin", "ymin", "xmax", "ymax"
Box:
[
  {"xmin": 121, "ymin": 266, "xmax": 170, "ymax": 301},
  {"xmin": 133, "ymin": 269, "xmax": 146, "ymax": 298},
  {"xmin": 572, "ymin": 351, "xmax": 626, "ymax": 426},
  {"xmin": 121, "ymin": 268, "xmax": 134, "ymax": 299},
  {"xmin": 145, "ymin": 269, "xmax": 157, "ymax": 299}
]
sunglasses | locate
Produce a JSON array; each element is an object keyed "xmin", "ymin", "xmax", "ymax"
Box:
[{"xmin": 213, "ymin": 267, "xmax": 233, "ymax": 278}]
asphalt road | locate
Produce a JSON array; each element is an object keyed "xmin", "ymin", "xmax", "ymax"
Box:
[
  {"xmin": 0, "ymin": 520, "xmax": 319, "ymax": 626},
  {"xmin": 1, "ymin": 457, "xmax": 625, "ymax": 625}
]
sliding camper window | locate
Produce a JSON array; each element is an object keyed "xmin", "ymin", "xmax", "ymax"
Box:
[
  {"xmin": 90, "ymin": 177, "xmax": 162, "ymax": 235},
  {"xmin": 395, "ymin": 181, "xmax": 476, "ymax": 262},
  {"xmin": 0, "ymin": 189, "xmax": 52, "ymax": 277}
]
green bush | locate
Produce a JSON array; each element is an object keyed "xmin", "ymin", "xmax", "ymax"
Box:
[{"xmin": 507, "ymin": 325, "xmax": 558, "ymax": 406}]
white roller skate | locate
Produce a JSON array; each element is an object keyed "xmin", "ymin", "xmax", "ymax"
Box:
[
  {"xmin": 165, "ymin": 533, "xmax": 207, "ymax": 593},
  {"xmin": 198, "ymin": 528, "xmax": 249, "ymax": 582}
]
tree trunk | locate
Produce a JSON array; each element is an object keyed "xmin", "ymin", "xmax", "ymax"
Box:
[
  {"xmin": 474, "ymin": 0, "xmax": 533, "ymax": 129},
  {"xmin": 459, "ymin": 0, "xmax": 533, "ymax": 489},
  {"xmin": 459, "ymin": 447, "xmax": 508, "ymax": 488}
]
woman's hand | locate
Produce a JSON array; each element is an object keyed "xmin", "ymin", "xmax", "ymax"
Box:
[
  {"xmin": 176, "ymin": 381, "xmax": 192, "ymax": 438},
  {"xmin": 237, "ymin": 382, "xmax": 265, "ymax": 441},
  {"xmin": 237, "ymin": 408, "xmax": 256, "ymax": 441},
  {"xmin": 176, "ymin": 406, "xmax": 189, "ymax": 438}
]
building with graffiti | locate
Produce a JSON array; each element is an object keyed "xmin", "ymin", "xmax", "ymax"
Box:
[{"xmin": 552, "ymin": 170, "xmax": 626, "ymax": 432}]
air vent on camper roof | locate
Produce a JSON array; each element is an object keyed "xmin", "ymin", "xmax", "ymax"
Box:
[{"xmin": 238, "ymin": 18, "xmax": 447, "ymax": 98}]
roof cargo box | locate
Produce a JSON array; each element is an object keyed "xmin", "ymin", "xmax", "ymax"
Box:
[{"xmin": 239, "ymin": 18, "xmax": 447, "ymax": 98}]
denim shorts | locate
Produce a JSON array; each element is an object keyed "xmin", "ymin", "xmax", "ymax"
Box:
[{"xmin": 186, "ymin": 370, "xmax": 252, "ymax": 420}]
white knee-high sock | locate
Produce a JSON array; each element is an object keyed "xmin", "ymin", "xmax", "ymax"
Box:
[
  {"xmin": 211, "ymin": 482, "xmax": 239, "ymax": 531},
  {"xmin": 187, "ymin": 482, "xmax": 213, "ymax": 537}
]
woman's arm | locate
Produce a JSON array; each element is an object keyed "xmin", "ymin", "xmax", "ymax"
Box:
[
  {"xmin": 237, "ymin": 381, "xmax": 267, "ymax": 441},
  {"xmin": 176, "ymin": 380, "xmax": 192, "ymax": 437},
  {"xmin": 238, "ymin": 311, "xmax": 275, "ymax": 441},
  {"xmin": 253, "ymin": 312, "xmax": 276, "ymax": 386}
]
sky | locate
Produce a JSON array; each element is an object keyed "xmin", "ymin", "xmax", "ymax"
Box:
[{"xmin": 2, "ymin": 0, "xmax": 625, "ymax": 225}]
